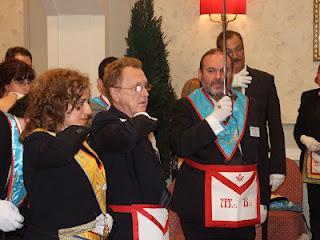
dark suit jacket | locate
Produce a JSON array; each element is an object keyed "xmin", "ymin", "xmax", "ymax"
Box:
[
  {"xmin": 169, "ymin": 94, "xmax": 269, "ymax": 230},
  {"xmin": 0, "ymin": 112, "xmax": 12, "ymax": 200},
  {"xmin": 293, "ymin": 88, "xmax": 320, "ymax": 171},
  {"xmin": 23, "ymin": 127, "xmax": 102, "ymax": 240},
  {"xmin": 89, "ymin": 106, "xmax": 166, "ymax": 240},
  {"xmin": 246, "ymin": 67, "xmax": 286, "ymax": 189}
]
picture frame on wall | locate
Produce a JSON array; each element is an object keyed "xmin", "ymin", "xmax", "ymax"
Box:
[{"xmin": 314, "ymin": 0, "xmax": 320, "ymax": 61}]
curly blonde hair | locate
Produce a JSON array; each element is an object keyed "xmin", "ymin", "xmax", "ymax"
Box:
[{"xmin": 21, "ymin": 68, "xmax": 90, "ymax": 140}]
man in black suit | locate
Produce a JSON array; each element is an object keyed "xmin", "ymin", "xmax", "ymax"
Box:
[
  {"xmin": 294, "ymin": 66, "xmax": 320, "ymax": 240},
  {"xmin": 90, "ymin": 57, "xmax": 167, "ymax": 240},
  {"xmin": 217, "ymin": 30, "xmax": 286, "ymax": 240},
  {"xmin": 169, "ymin": 48, "xmax": 268, "ymax": 240}
]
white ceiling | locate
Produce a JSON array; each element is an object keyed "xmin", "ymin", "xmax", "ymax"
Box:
[{"xmin": 42, "ymin": 0, "xmax": 105, "ymax": 15}]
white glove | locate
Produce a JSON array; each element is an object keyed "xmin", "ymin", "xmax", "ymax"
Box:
[
  {"xmin": 133, "ymin": 112, "xmax": 158, "ymax": 121},
  {"xmin": 232, "ymin": 71, "xmax": 252, "ymax": 88},
  {"xmin": 260, "ymin": 204, "xmax": 268, "ymax": 224},
  {"xmin": 211, "ymin": 96, "xmax": 232, "ymax": 122},
  {"xmin": 270, "ymin": 174, "xmax": 285, "ymax": 192},
  {"xmin": 148, "ymin": 132, "xmax": 159, "ymax": 153},
  {"xmin": 92, "ymin": 213, "xmax": 113, "ymax": 236},
  {"xmin": 300, "ymin": 135, "xmax": 320, "ymax": 152},
  {"xmin": 0, "ymin": 200, "xmax": 24, "ymax": 232}
]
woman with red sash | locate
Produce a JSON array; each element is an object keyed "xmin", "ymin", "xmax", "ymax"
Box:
[{"xmin": 169, "ymin": 49, "xmax": 268, "ymax": 240}]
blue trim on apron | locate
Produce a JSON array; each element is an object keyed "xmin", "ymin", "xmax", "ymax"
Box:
[
  {"xmin": 187, "ymin": 88, "xmax": 248, "ymax": 160},
  {"xmin": 3, "ymin": 112, "xmax": 26, "ymax": 207},
  {"xmin": 90, "ymin": 96, "xmax": 109, "ymax": 109}
]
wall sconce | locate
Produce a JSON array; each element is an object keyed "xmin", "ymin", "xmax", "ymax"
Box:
[{"xmin": 200, "ymin": 0, "xmax": 246, "ymax": 24}]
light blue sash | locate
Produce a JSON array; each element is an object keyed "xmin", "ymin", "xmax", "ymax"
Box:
[
  {"xmin": 4, "ymin": 112, "xmax": 26, "ymax": 207},
  {"xmin": 90, "ymin": 96, "xmax": 109, "ymax": 109},
  {"xmin": 187, "ymin": 88, "xmax": 248, "ymax": 160}
]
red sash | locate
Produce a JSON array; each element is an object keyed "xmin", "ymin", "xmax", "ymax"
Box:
[
  {"xmin": 109, "ymin": 204, "xmax": 169, "ymax": 240},
  {"xmin": 185, "ymin": 159, "xmax": 260, "ymax": 228}
]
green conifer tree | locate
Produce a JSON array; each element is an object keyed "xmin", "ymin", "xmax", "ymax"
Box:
[{"xmin": 126, "ymin": 0, "xmax": 177, "ymax": 179}]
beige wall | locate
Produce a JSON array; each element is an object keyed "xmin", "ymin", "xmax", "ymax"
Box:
[
  {"xmin": 0, "ymin": 0, "xmax": 317, "ymax": 123},
  {"xmin": 107, "ymin": 0, "xmax": 134, "ymax": 57},
  {"xmin": 154, "ymin": 0, "xmax": 318, "ymax": 124},
  {"xmin": 27, "ymin": 0, "xmax": 48, "ymax": 75},
  {"xmin": 0, "ymin": 0, "xmax": 312, "ymax": 150},
  {"xmin": 47, "ymin": 14, "xmax": 106, "ymax": 97},
  {"xmin": 0, "ymin": 0, "xmax": 26, "ymax": 59}
]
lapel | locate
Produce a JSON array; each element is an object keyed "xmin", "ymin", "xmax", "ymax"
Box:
[
  {"xmin": 109, "ymin": 106, "xmax": 130, "ymax": 120},
  {"xmin": 312, "ymin": 89, "xmax": 320, "ymax": 120},
  {"xmin": 245, "ymin": 66, "xmax": 256, "ymax": 96}
]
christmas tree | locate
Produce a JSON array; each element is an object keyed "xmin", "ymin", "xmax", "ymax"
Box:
[{"xmin": 126, "ymin": 0, "xmax": 177, "ymax": 179}]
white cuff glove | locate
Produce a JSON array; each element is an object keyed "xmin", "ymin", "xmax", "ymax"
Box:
[
  {"xmin": 210, "ymin": 96, "xmax": 232, "ymax": 122},
  {"xmin": 0, "ymin": 200, "xmax": 24, "ymax": 232},
  {"xmin": 300, "ymin": 135, "xmax": 320, "ymax": 152},
  {"xmin": 206, "ymin": 96, "xmax": 232, "ymax": 135},
  {"xmin": 232, "ymin": 71, "xmax": 252, "ymax": 88},
  {"xmin": 260, "ymin": 204, "xmax": 268, "ymax": 224},
  {"xmin": 269, "ymin": 174, "xmax": 285, "ymax": 192},
  {"xmin": 133, "ymin": 112, "xmax": 157, "ymax": 121},
  {"xmin": 92, "ymin": 213, "xmax": 113, "ymax": 236},
  {"xmin": 148, "ymin": 132, "xmax": 160, "ymax": 156}
]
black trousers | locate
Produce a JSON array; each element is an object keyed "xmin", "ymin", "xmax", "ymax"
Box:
[
  {"xmin": 108, "ymin": 213, "xmax": 132, "ymax": 240},
  {"xmin": 0, "ymin": 228, "xmax": 24, "ymax": 240},
  {"xmin": 261, "ymin": 209, "xmax": 268, "ymax": 240},
  {"xmin": 180, "ymin": 220, "xmax": 256, "ymax": 240},
  {"xmin": 307, "ymin": 183, "xmax": 320, "ymax": 240}
]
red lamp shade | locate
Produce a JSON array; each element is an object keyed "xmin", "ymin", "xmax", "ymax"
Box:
[{"xmin": 200, "ymin": 0, "xmax": 246, "ymax": 15}]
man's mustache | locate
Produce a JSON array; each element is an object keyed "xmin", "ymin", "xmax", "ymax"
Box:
[{"xmin": 211, "ymin": 80, "xmax": 224, "ymax": 86}]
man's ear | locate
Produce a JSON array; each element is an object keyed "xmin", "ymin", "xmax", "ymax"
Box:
[
  {"xmin": 109, "ymin": 87, "xmax": 119, "ymax": 103},
  {"xmin": 97, "ymin": 78, "xmax": 104, "ymax": 94},
  {"xmin": 198, "ymin": 69, "xmax": 202, "ymax": 83}
]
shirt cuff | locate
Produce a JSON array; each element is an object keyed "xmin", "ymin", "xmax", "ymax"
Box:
[
  {"xmin": 133, "ymin": 112, "xmax": 158, "ymax": 121},
  {"xmin": 205, "ymin": 114, "xmax": 224, "ymax": 135}
]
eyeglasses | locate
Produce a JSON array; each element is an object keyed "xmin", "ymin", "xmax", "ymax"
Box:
[
  {"xmin": 14, "ymin": 79, "xmax": 32, "ymax": 85},
  {"xmin": 112, "ymin": 82, "xmax": 152, "ymax": 93}
]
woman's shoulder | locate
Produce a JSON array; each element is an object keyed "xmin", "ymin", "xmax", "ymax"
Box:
[
  {"xmin": 91, "ymin": 108, "xmax": 122, "ymax": 129},
  {"xmin": 0, "ymin": 111, "xmax": 11, "ymax": 140},
  {"xmin": 0, "ymin": 111, "xmax": 9, "ymax": 123},
  {"xmin": 24, "ymin": 130, "xmax": 55, "ymax": 144}
]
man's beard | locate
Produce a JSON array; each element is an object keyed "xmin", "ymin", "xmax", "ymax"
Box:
[
  {"xmin": 204, "ymin": 80, "xmax": 232, "ymax": 101},
  {"xmin": 205, "ymin": 87, "xmax": 225, "ymax": 101},
  {"xmin": 203, "ymin": 78, "xmax": 224, "ymax": 101}
]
